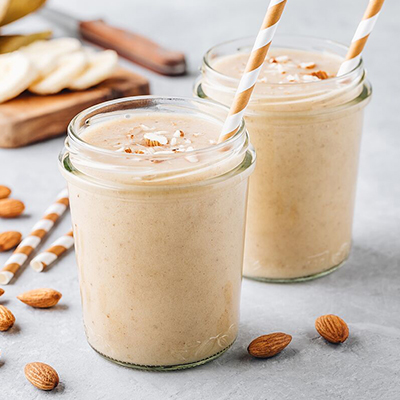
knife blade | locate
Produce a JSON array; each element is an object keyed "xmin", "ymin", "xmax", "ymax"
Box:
[{"xmin": 38, "ymin": 7, "xmax": 186, "ymax": 76}]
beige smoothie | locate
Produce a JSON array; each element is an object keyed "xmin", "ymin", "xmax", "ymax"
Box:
[
  {"xmin": 199, "ymin": 37, "xmax": 371, "ymax": 281},
  {"xmin": 60, "ymin": 98, "xmax": 255, "ymax": 369}
]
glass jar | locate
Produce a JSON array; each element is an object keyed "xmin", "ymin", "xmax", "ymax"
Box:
[
  {"xmin": 195, "ymin": 35, "xmax": 372, "ymax": 282},
  {"xmin": 59, "ymin": 96, "xmax": 255, "ymax": 370}
]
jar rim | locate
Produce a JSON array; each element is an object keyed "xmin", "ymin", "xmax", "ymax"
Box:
[
  {"xmin": 203, "ymin": 34, "xmax": 364, "ymax": 87},
  {"xmin": 60, "ymin": 95, "xmax": 255, "ymax": 189},
  {"xmin": 67, "ymin": 95, "xmax": 246, "ymax": 159}
]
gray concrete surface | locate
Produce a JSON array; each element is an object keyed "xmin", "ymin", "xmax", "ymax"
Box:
[{"xmin": 1, "ymin": 0, "xmax": 399, "ymax": 398}]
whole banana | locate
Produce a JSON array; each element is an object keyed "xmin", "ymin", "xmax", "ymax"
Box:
[{"xmin": 0, "ymin": 0, "xmax": 47, "ymax": 27}]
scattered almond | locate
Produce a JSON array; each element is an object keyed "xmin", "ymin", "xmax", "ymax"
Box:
[
  {"xmin": 248, "ymin": 332, "xmax": 292, "ymax": 358},
  {"xmin": 124, "ymin": 148, "xmax": 132, "ymax": 153},
  {"xmin": 0, "ymin": 198, "xmax": 25, "ymax": 218},
  {"xmin": 0, "ymin": 288, "xmax": 4, "ymax": 297},
  {"xmin": 0, "ymin": 304, "xmax": 15, "ymax": 331},
  {"xmin": 0, "ymin": 185, "xmax": 11, "ymax": 199},
  {"xmin": 25, "ymin": 362, "xmax": 59, "ymax": 391},
  {"xmin": 311, "ymin": 70, "xmax": 329, "ymax": 80},
  {"xmin": 17, "ymin": 288, "xmax": 62, "ymax": 309},
  {"xmin": 315, "ymin": 314, "xmax": 349, "ymax": 344},
  {"xmin": 0, "ymin": 231, "xmax": 22, "ymax": 252}
]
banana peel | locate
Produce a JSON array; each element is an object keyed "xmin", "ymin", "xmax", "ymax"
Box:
[
  {"xmin": 0, "ymin": 0, "xmax": 47, "ymax": 27},
  {"xmin": 0, "ymin": 1, "xmax": 10, "ymax": 24},
  {"xmin": 0, "ymin": 30, "xmax": 51, "ymax": 53}
]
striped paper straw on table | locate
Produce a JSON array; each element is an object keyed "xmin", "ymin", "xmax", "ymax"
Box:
[
  {"xmin": 337, "ymin": 0, "xmax": 385, "ymax": 76},
  {"xmin": 218, "ymin": 0, "xmax": 287, "ymax": 143},
  {"xmin": 0, "ymin": 189, "xmax": 69, "ymax": 285},
  {"xmin": 30, "ymin": 230, "xmax": 74, "ymax": 272}
]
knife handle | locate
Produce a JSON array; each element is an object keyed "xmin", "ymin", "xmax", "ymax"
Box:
[{"xmin": 79, "ymin": 19, "xmax": 186, "ymax": 76}]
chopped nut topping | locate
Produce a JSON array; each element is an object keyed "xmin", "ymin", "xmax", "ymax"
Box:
[
  {"xmin": 277, "ymin": 64, "xmax": 286, "ymax": 74},
  {"xmin": 134, "ymin": 150, "xmax": 145, "ymax": 154},
  {"xmin": 144, "ymin": 132, "xmax": 168, "ymax": 147},
  {"xmin": 275, "ymin": 55, "xmax": 289, "ymax": 63},
  {"xmin": 139, "ymin": 124, "xmax": 154, "ymax": 131},
  {"xmin": 299, "ymin": 62, "xmax": 316, "ymax": 69},
  {"xmin": 173, "ymin": 130, "xmax": 181, "ymax": 138},
  {"xmin": 124, "ymin": 148, "xmax": 132, "ymax": 153},
  {"xmin": 311, "ymin": 70, "xmax": 329, "ymax": 80},
  {"xmin": 170, "ymin": 137, "xmax": 177, "ymax": 146},
  {"xmin": 286, "ymin": 74, "xmax": 300, "ymax": 82}
]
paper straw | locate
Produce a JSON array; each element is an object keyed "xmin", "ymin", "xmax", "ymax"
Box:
[
  {"xmin": 0, "ymin": 189, "xmax": 69, "ymax": 285},
  {"xmin": 30, "ymin": 230, "xmax": 74, "ymax": 272},
  {"xmin": 337, "ymin": 0, "xmax": 385, "ymax": 76},
  {"xmin": 218, "ymin": 0, "xmax": 287, "ymax": 143}
]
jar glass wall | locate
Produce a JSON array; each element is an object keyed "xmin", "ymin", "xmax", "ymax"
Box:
[
  {"xmin": 195, "ymin": 36, "xmax": 372, "ymax": 282},
  {"xmin": 59, "ymin": 96, "xmax": 255, "ymax": 370}
]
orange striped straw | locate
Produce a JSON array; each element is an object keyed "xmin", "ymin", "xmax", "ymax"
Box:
[
  {"xmin": 218, "ymin": 0, "xmax": 287, "ymax": 143},
  {"xmin": 0, "ymin": 189, "xmax": 69, "ymax": 285},
  {"xmin": 337, "ymin": 0, "xmax": 385, "ymax": 76},
  {"xmin": 30, "ymin": 230, "xmax": 74, "ymax": 272}
]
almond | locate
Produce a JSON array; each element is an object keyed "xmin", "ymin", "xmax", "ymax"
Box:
[
  {"xmin": 0, "ymin": 185, "xmax": 11, "ymax": 199},
  {"xmin": 0, "ymin": 231, "xmax": 22, "ymax": 252},
  {"xmin": 311, "ymin": 70, "xmax": 329, "ymax": 80},
  {"xmin": 247, "ymin": 332, "xmax": 292, "ymax": 358},
  {"xmin": 25, "ymin": 362, "xmax": 59, "ymax": 391},
  {"xmin": 144, "ymin": 132, "xmax": 168, "ymax": 147},
  {"xmin": 315, "ymin": 314, "xmax": 349, "ymax": 344},
  {"xmin": 0, "ymin": 198, "xmax": 25, "ymax": 218},
  {"xmin": 299, "ymin": 62, "xmax": 316, "ymax": 69},
  {"xmin": 17, "ymin": 288, "xmax": 62, "ymax": 309},
  {"xmin": 0, "ymin": 288, "xmax": 4, "ymax": 296},
  {"xmin": 0, "ymin": 304, "xmax": 15, "ymax": 331}
]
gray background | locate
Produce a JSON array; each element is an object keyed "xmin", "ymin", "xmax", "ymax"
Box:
[{"xmin": 1, "ymin": 0, "xmax": 399, "ymax": 399}]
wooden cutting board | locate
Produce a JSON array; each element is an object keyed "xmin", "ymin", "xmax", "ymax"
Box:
[{"xmin": 0, "ymin": 68, "xmax": 150, "ymax": 148}]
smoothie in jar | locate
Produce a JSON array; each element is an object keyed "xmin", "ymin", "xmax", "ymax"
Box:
[
  {"xmin": 196, "ymin": 36, "xmax": 372, "ymax": 281},
  {"xmin": 59, "ymin": 97, "xmax": 255, "ymax": 370}
]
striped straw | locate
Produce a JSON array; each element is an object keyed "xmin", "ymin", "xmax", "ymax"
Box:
[
  {"xmin": 30, "ymin": 230, "xmax": 74, "ymax": 272},
  {"xmin": 218, "ymin": 0, "xmax": 287, "ymax": 143},
  {"xmin": 337, "ymin": 0, "xmax": 385, "ymax": 76},
  {"xmin": 0, "ymin": 189, "xmax": 69, "ymax": 285}
]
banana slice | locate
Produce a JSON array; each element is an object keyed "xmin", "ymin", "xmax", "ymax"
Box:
[
  {"xmin": 68, "ymin": 50, "xmax": 118, "ymax": 90},
  {"xmin": 0, "ymin": 51, "xmax": 37, "ymax": 103},
  {"xmin": 21, "ymin": 37, "xmax": 81, "ymax": 78},
  {"xmin": 29, "ymin": 50, "xmax": 87, "ymax": 95}
]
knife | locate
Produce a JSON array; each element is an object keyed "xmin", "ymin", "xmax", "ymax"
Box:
[{"xmin": 38, "ymin": 7, "xmax": 186, "ymax": 76}]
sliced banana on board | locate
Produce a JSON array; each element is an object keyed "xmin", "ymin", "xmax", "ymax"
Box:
[
  {"xmin": 29, "ymin": 50, "xmax": 87, "ymax": 95},
  {"xmin": 21, "ymin": 37, "xmax": 81, "ymax": 78},
  {"xmin": 0, "ymin": 51, "xmax": 37, "ymax": 103},
  {"xmin": 69, "ymin": 50, "xmax": 118, "ymax": 90}
]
